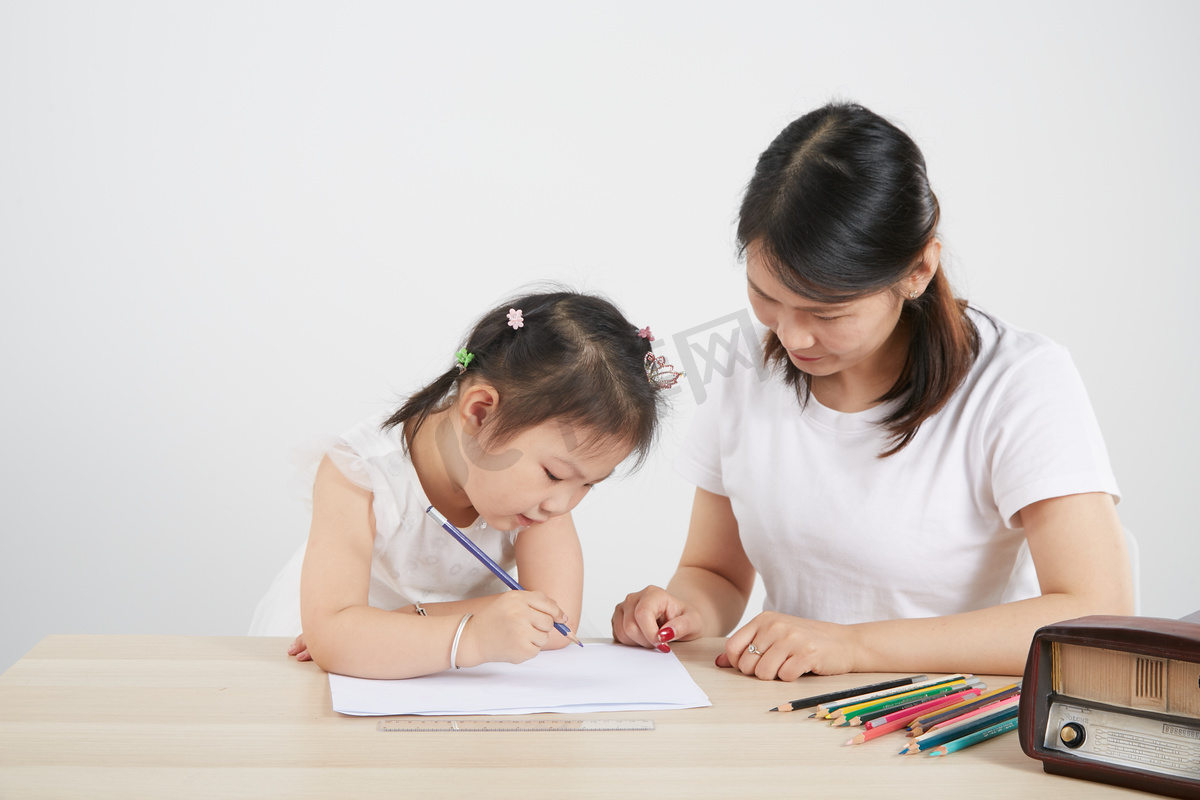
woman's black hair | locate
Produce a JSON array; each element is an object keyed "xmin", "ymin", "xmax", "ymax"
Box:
[
  {"xmin": 737, "ymin": 102, "xmax": 979, "ymax": 456},
  {"xmin": 383, "ymin": 290, "xmax": 663, "ymax": 467}
]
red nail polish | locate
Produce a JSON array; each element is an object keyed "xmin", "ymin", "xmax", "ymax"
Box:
[
  {"xmin": 657, "ymin": 626, "xmax": 675, "ymax": 642},
  {"xmin": 656, "ymin": 643, "xmax": 671, "ymax": 653}
]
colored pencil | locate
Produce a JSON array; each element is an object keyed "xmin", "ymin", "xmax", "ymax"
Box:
[
  {"xmin": 425, "ymin": 505, "xmax": 582, "ymax": 646},
  {"xmin": 907, "ymin": 681, "xmax": 1020, "ymax": 734},
  {"xmin": 843, "ymin": 681, "xmax": 982, "ymax": 726},
  {"xmin": 847, "ymin": 696, "xmax": 938, "ymax": 726},
  {"xmin": 769, "ymin": 675, "xmax": 928, "ymax": 712},
  {"xmin": 864, "ymin": 687, "xmax": 983, "ymax": 730},
  {"xmin": 926, "ymin": 716, "xmax": 1020, "ymax": 756},
  {"xmin": 818, "ymin": 674, "xmax": 969, "ymax": 716},
  {"xmin": 899, "ymin": 705, "xmax": 1019, "ymax": 754},
  {"xmin": 827, "ymin": 678, "xmax": 979, "ymax": 724},
  {"xmin": 918, "ymin": 695, "xmax": 1021, "ymax": 738},
  {"xmin": 844, "ymin": 689, "xmax": 982, "ymax": 745},
  {"xmin": 844, "ymin": 709, "xmax": 927, "ymax": 745},
  {"xmin": 907, "ymin": 681, "xmax": 1021, "ymax": 735}
]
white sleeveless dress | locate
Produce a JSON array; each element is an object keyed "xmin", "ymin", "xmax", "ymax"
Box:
[{"xmin": 249, "ymin": 414, "xmax": 519, "ymax": 636}]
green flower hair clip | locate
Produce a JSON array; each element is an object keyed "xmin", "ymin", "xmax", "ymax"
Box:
[{"xmin": 454, "ymin": 348, "xmax": 475, "ymax": 374}]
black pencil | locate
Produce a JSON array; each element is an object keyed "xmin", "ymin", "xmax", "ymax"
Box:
[{"xmin": 768, "ymin": 674, "xmax": 928, "ymax": 712}]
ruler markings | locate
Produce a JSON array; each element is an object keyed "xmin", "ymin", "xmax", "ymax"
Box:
[{"xmin": 377, "ymin": 718, "xmax": 655, "ymax": 732}]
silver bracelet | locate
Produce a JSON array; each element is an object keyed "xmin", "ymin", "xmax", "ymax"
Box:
[
  {"xmin": 450, "ymin": 613, "xmax": 473, "ymax": 670},
  {"xmin": 413, "ymin": 601, "xmax": 427, "ymax": 617}
]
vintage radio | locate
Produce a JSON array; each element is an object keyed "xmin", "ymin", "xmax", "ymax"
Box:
[{"xmin": 1018, "ymin": 614, "xmax": 1200, "ymax": 799}]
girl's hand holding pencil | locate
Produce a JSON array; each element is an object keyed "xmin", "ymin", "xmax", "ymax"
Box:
[{"xmin": 452, "ymin": 590, "xmax": 572, "ymax": 668}]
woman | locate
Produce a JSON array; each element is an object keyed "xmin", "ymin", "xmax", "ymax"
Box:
[{"xmin": 611, "ymin": 102, "xmax": 1132, "ymax": 680}]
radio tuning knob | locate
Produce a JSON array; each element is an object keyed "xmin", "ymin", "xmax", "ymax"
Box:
[{"xmin": 1059, "ymin": 722, "xmax": 1086, "ymax": 748}]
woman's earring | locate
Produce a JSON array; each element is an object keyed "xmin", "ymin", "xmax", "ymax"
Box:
[{"xmin": 910, "ymin": 289, "xmax": 919, "ymax": 300}]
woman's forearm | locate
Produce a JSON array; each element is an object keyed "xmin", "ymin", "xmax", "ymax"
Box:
[{"xmin": 850, "ymin": 590, "xmax": 1133, "ymax": 675}]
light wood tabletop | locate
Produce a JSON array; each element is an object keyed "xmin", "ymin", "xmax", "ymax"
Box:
[{"xmin": 0, "ymin": 635, "xmax": 1154, "ymax": 799}]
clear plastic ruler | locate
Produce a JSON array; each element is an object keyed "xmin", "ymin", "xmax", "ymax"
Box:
[{"xmin": 376, "ymin": 718, "xmax": 655, "ymax": 732}]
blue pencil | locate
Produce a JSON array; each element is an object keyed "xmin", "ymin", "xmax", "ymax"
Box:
[
  {"xmin": 900, "ymin": 704, "xmax": 1018, "ymax": 754},
  {"xmin": 925, "ymin": 715, "xmax": 1019, "ymax": 756},
  {"xmin": 426, "ymin": 505, "xmax": 583, "ymax": 646}
]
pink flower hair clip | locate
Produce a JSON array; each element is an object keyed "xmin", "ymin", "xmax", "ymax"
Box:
[
  {"xmin": 506, "ymin": 308, "xmax": 524, "ymax": 330},
  {"xmin": 644, "ymin": 351, "xmax": 684, "ymax": 390},
  {"xmin": 637, "ymin": 326, "xmax": 654, "ymax": 341}
]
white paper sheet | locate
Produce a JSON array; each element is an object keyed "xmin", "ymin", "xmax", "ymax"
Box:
[{"xmin": 328, "ymin": 642, "xmax": 712, "ymax": 716}]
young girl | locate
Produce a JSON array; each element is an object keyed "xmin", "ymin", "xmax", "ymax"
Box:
[
  {"xmin": 612, "ymin": 102, "xmax": 1133, "ymax": 679},
  {"xmin": 251, "ymin": 291, "xmax": 672, "ymax": 679}
]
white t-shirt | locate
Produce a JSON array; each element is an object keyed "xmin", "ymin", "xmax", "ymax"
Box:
[
  {"xmin": 249, "ymin": 414, "xmax": 518, "ymax": 636},
  {"xmin": 676, "ymin": 308, "xmax": 1119, "ymax": 624}
]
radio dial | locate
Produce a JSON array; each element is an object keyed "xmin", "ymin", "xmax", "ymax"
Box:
[{"xmin": 1059, "ymin": 722, "xmax": 1086, "ymax": 748}]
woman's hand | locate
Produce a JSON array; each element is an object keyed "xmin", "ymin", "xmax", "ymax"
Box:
[
  {"xmin": 287, "ymin": 634, "xmax": 311, "ymax": 662},
  {"xmin": 610, "ymin": 585, "xmax": 704, "ymax": 653},
  {"xmin": 456, "ymin": 590, "xmax": 568, "ymax": 668},
  {"xmin": 717, "ymin": 612, "xmax": 859, "ymax": 681},
  {"xmin": 611, "ymin": 490, "xmax": 755, "ymax": 652}
]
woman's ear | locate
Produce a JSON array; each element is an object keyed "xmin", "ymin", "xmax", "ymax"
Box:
[
  {"xmin": 909, "ymin": 238, "xmax": 941, "ymax": 297},
  {"xmin": 456, "ymin": 382, "xmax": 500, "ymax": 437}
]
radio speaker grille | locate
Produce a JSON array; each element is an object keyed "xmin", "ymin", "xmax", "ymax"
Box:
[{"xmin": 1131, "ymin": 656, "xmax": 1167, "ymax": 710}]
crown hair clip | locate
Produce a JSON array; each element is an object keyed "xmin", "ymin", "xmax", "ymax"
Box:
[{"xmin": 644, "ymin": 351, "xmax": 684, "ymax": 390}]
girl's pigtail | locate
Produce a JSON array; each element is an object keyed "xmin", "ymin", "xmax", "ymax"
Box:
[{"xmin": 382, "ymin": 366, "xmax": 461, "ymax": 448}]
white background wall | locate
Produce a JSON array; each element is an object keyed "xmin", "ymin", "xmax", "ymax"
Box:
[{"xmin": 2, "ymin": 1, "xmax": 1197, "ymax": 674}]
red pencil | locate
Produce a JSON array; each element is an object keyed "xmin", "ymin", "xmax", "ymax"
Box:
[
  {"xmin": 864, "ymin": 687, "xmax": 983, "ymax": 730},
  {"xmin": 845, "ymin": 688, "xmax": 981, "ymax": 745}
]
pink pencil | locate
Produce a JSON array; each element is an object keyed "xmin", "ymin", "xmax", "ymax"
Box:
[
  {"xmin": 846, "ymin": 689, "xmax": 982, "ymax": 745},
  {"xmin": 917, "ymin": 695, "xmax": 1021, "ymax": 739},
  {"xmin": 863, "ymin": 687, "xmax": 983, "ymax": 731}
]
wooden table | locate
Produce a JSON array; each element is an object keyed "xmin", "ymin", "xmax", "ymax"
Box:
[{"xmin": 0, "ymin": 635, "xmax": 1152, "ymax": 799}]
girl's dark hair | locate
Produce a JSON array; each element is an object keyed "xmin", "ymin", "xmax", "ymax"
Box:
[
  {"xmin": 384, "ymin": 291, "xmax": 663, "ymax": 467},
  {"xmin": 737, "ymin": 102, "xmax": 979, "ymax": 456}
]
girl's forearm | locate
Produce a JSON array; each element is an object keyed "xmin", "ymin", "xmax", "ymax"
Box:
[
  {"xmin": 405, "ymin": 596, "xmax": 497, "ymax": 618},
  {"xmin": 304, "ymin": 605, "xmax": 466, "ymax": 679}
]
